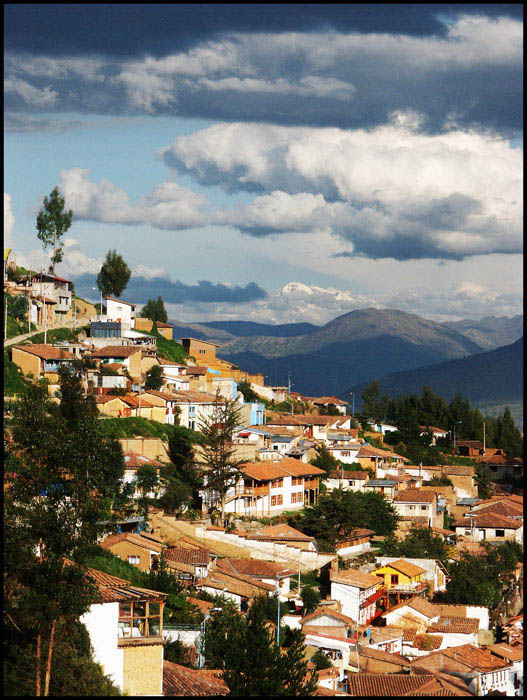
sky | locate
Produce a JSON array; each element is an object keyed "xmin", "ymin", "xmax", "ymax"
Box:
[{"xmin": 4, "ymin": 4, "xmax": 523, "ymax": 325}]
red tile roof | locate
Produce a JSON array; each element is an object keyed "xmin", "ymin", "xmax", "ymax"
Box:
[
  {"xmin": 163, "ymin": 661, "xmax": 228, "ymax": 696},
  {"xmin": 216, "ymin": 558, "xmax": 294, "ymax": 578},
  {"xmin": 86, "ymin": 566, "xmax": 167, "ymax": 604},
  {"xmin": 393, "ymin": 489, "xmax": 436, "ymax": 503},
  {"xmin": 253, "ymin": 524, "xmax": 314, "ymax": 542},
  {"xmin": 488, "ymin": 643, "xmax": 524, "ymax": 662},
  {"xmin": 347, "ymin": 673, "xmax": 470, "ymax": 696},
  {"xmin": 376, "ymin": 559, "xmax": 426, "ymax": 578},
  {"xmin": 358, "ymin": 445, "xmax": 407, "ymax": 460},
  {"xmin": 427, "ymin": 617, "xmax": 479, "ymax": 635},
  {"xmin": 99, "ymin": 532, "xmax": 164, "ymax": 553},
  {"xmin": 165, "ymin": 547, "xmax": 210, "ymax": 565},
  {"xmin": 300, "ymin": 607, "xmax": 356, "ymax": 628},
  {"xmin": 455, "ymin": 513, "xmax": 522, "ymax": 529},
  {"xmin": 382, "ymin": 595, "xmax": 438, "ymax": 620},
  {"xmin": 13, "ymin": 343, "xmax": 75, "ymax": 360},
  {"xmin": 330, "ymin": 568, "xmax": 380, "ymax": 589},
  {"xmin": 419, "ymin": 644, "xmax": 511, "ymax": 673},
  {"xmin": 123, "ymin": 451, "xmax": 165, "ymax": 468}
]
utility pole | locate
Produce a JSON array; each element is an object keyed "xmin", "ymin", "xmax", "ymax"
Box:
[
  {"xmin": 483, "ymin": 421, "xmax": 486, "ymax": 455},
  {"xmin": 4, "ymin": 294, "xmax": 7, "ymax": 340},
  {"xmin": 453, "ymin": 421, "xmax": 462, "ymax": 454},
  {"xmin": 350, "ymin": 392, "xmax": 354, "ymax": 418}
]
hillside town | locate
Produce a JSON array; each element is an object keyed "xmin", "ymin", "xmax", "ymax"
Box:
[{"xmin": 4, "ymin": 247, "xmax": 524, "ymax": 697}]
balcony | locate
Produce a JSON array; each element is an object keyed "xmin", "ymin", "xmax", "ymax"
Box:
[
  {"xmin": 387, "ymin": 581, "xmax": 428, "ymax": 594},
  {"xmin": 359, "ymin": 587, "xmax": 385, "ymax": 608}
]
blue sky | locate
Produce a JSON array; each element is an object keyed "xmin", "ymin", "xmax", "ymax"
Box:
[{"xmin": 4, "ymin": 4, "xmax": 523, "ymax": 324}]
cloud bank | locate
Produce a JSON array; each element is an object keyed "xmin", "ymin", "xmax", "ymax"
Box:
[{"xmin": 5, "ymin": 14, "xmax": 522, "ymax": 133}]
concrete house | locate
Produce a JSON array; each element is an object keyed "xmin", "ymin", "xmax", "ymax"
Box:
[
  {"xmin": 330, "ymin": 565, "xmax": 384, "ymax": 625},
  {"xmin": 105, "ymin": 297, "xmax": 136, "ymax": 331},
  {"xmin": 374, "ymin": 556, "xmax": 449, "ymax": 593},
  {"xmin": 370, "ymin": 559, "xmax": 428, "ymax": 598},
  {"xmin": 99, "ymin": 532, "xmax": 165, "ymax": 572},
  {"xmin": 326, "ymin": 470, "xmax": 369, "ymax": 493},
  {"xmin": 454, "ymin": 512, "xmax": 523, "ymax": 544},
  {"xmin": 392, "ymin": 489, "xmax": 439, "ymax": 527},
  {"xmin": 30, "ymin": 272, "xmax": 73, "ymax": 323}
]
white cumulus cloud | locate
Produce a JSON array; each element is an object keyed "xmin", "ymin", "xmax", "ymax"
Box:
[{"xmin": 4, "ymin": 193, "xmax": 15, "ymax": 247}]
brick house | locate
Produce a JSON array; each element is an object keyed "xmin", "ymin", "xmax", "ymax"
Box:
[
  {"xmin": 99, "ymin": 532, "xmax": 165, "ymax": 571},
  {"xmin": 11, "ymin": 343, "xmax": 75, "ymax": 380}
]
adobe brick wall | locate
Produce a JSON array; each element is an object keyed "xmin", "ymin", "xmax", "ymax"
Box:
[
  {"xmin": 11, "ymin": 347, "xmax": 41, "ymax": 378},
  {"xmin": 122, "ymin": 643, "xmax": 163, "ymax": 696},
  {"xmin": 106, "ymin": 540, "xmax": 152, "ymax": 572}
]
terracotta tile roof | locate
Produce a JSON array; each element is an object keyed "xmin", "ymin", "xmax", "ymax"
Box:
[
  {"xmin": 311, "ymin": 396, "xmax": 348, "ymax": 405},
  {"xmin": 300, "ymin": 607, "xmax": 356, "ymax": 628},
  {"xmin": 328, "ymin": 470, "xmax": 369, "ymax": 480},
  {"xmin": 442, "ymin": 465, "xmax": 474, "ymax": 476},
  {"xmin": 119, "ymin": 395, "xmax": 155, "ymax": 408},
  {"xmin": 216, "ymin": 558, "xmax": 294, "ymax": 578},
  {"xmin": 393, "ymin": 489, "xmax": 436, "ymax": 503},
  {"xmin": 100, "ymin": 532, "xmax": 164, "ymax": 553},
  {"xmin": 383, "ymin": 595, "xmax": 438, "ymax": 620},
  {"xmin": 269, "ymin": 457, "xmax": 326, "ymax": 477},
  {"xmin": 183, "ymin": 366, "xmax": 208, "ymax": 375},
  {"xmin": 123, "ymin": 451, "xmax": 165, "ymax": 468},
  {"xmin": 91, "ymin": 345, "xmax": 141, "ymax": 357},
  {"xmin": 265, "ymin": 413, "xmax": 339, "ymax": 426},
  {"xmin": 360, "ymin": 445, "xmax": 408, "ymax": 461},
  {"xmin": 13, "ymin": 343, "xmax": 76, "ymax": 360},
  {"xmin": 455, "ymin": 512, "xmax": 522, "ymax": 529},
  {"xmin": 164, "ymin": 547, "xmax": 209, "ymax": 565},
  {"xmin": 196, "ymin": 567, "xmax": 275, "ymax": 599},
  {"xmin": 378, "ymin": 559, "xmax": 427, "ymax": 578},
  {"xmin": 422, "ymin": 644, "xmax": 511, "ymax": 673},
  {"xmin": 357, "ymin": 644, "xmax": 412, "ymax": 667},
  {"xmin": 186, "ymin": 596, "xmax": 214, "ymax": 615},
  {"xmin": 240, "ymin": 462, "xmax": 290, "ymax": 481},
  {"xmin": 330, "ymin": 568, "xmax": 380, "ymax": 589},
  {"xmin": 399, "ymin": 516, "xmax": 430, "ymax": 525},
  {"xmin": 158, "ymin": 357, "xmax": 185, "ymax": 366},
  {"xmin": 154, "ymin": 321, "xmax": 173, "ymax": 328},
  {"xmin": 86, "ymin": 566, "xmax": 167, "ymax": 604},
  {"xmin": 142, "ymin": 389, "xmax": 181, "ymax": 401},
  {"xmin": 163, "ymin": 661, "xmax": 228, "ymax": 696},
  {"xmin": 403, "ymin": 628, "xmax": 418, "ymax": 642},
  {"xmin": 488, "ymin": 643, "xmax": 524, "ymax": 662},
  {"xmin": 169, "ymin": 389, "xmax": 220, "ymax": 404},
  {"xmin": 347, "ymin": 673, "xmax": 470, "ymax": 696},
  {"xmin": 427, "ymin": 617, "xmax": 479, "ymax": 635},
  {"xmin": 469, "ymin": 500, "xmax": 523, "ymax": 518},
  {"xmin": 253, "ymin": 524, "xmax": 314, "ymax": 542}
]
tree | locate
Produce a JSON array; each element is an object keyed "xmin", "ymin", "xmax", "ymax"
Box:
[
  {"xmin": 475, "ymin": 464, "xmax": 493, "ymax": 499},
  {"xmin": 309, "ymin": 443, "xmax": 341, "ymax": 477},
  {"xmin": 144, "ymin": 364, "xmax": 165, "ymax": 391},
  {"xmin": 4, "ymin": 370, "xmax": 127, "ymax": 696},
  {"xmin": 378, "ymin": 525, "xmax": 450, "ymax": 563},
  {"xmin": 198, "ymin": 393, "xmax": 245, "ymax": 526},
  {"xmin": 96, "ymin": 249, "xmax": 131, "ymax": 298},
  {"xmin": 205, "ymin": 602, "xmax": 317, "ymax": 695},
  {"xmin": 36, "ymin": 186, "xmax": 73, "ymax": 274},
  {"xmin": 135, "ymin": 464, "xmax": 160, "ymax": 516},
  {"xmin": 300, "ymin": 490, "xmax": 399, "ymax": 550},
  {"xmin": 311, "ymin": 649, "xmax": 333, "ymax": 671},
  {"xmin": 301, "ymin": 586, "xmax": 321, "ymax": 615},
  {"xmin": 142, "ymin": 296, "xmax": 168, "ymax": 323},
  {"xmin": 238, "ymin": 379, "xmax": 263, "ymax": 404},
  {"xmin": 361, "ymin": 380, "xmax": 382, "ymax": 421},
  {"xmin": 7, "ymin": 293, "xmax": 29, "ymax": 321}
]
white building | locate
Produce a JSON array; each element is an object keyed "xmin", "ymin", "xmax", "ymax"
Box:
[
  {"xmin": 374, "ymin": 557, "xmax": 449, "ymax": 593},
  {"xmin": 330, "ymin": 567, "xmax": 383, "ymax": 625},
  {"xmin": 105, "ymin": 296, "xmax": 136, "ymax": 331},
  {"xmin": 80, "ymin": 567, "xmax": 166, "ymax": 696}
]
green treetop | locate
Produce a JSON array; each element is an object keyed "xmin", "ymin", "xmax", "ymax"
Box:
[
  {"xmin": 36, "ymin": 186, "xmax": 73, "ymax": 275},
  {"xmin": 96, "ymin": 249, "xmax": 131, "ymax": 298}
]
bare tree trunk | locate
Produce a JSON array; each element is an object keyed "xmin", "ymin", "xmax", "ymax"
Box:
[
  {"xmin": 221, "ymin": 494, "xmax": 225, "ymax": 528},
  {"xmin": 44, "ymin": 619, "xmax": 58, "ymax": 696},
  {"xmin": 36, "ymin": 632, "xmax": 42, "ymax": 696}
]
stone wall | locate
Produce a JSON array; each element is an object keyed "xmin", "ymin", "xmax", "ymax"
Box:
[{"xmin": 122, "ymin": 642, "xmax": 163, "ymax": 696}]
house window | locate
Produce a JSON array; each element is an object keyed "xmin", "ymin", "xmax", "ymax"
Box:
[
  {"xmin": 298, "ymin": 492, "xmax": 303, "ymax": 501},
  {"xmin": 277, "ymin": 495, "xmax": 283, "ymax": 505},
  {"xmin": 408, "ymin": 505, "xmax": 415, "ymax": 510},
  {"xmin": 118, "ymin": 601, "xmax": 162, "ymax": 638},
  {"xmin": 291, "ymin": 493, "xmax": 296, "ymax": 503},
  {"xmin": 123, "ymin": 407, "xmax": 132, "ymax": 417},
  {"xmin": 271, "ymin": 495, "xmax": 277, "ymax": 506},
  {"xmin": 391, "ymin": 574, "xmax": 399, "ymax": 585},
  {"xmin": 495, "ymin": 529, "xmax": 505, "ymax": 537},
  {"xmin": 127, "ymin": 556, "xmax": 140, "ymax": 565},
  {"xmin": 421, "ymin": 505, "xmax": 427, "ymax": 511}
]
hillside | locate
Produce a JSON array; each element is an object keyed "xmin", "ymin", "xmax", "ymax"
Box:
[
  {"xmin": 443, "ymin": 315, "xmax": 523, "ymax": 351},
  {"xmin": 216, "ymin": 308, "xmax": 483, "ymax": 395},
  {"xmin": 199, "ymin": 320, "xmax": 319, "ymax": 337},
  {"xmin": 346, "ymin": 338, "xmax": 523, "ymax": 427}
]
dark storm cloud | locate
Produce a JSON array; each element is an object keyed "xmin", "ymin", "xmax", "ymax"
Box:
[
  {"xmin": 6, "ymin": 5, "xmax": 521, "ymax": 57},
  {"xmin": 71, "ymin": 273, "xmax": 268, "ymax": 305}
]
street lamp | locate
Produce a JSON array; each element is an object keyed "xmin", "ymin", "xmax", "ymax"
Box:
[
  {"xmin": 275, "ymin": 569, "xmax": 289, "ymax": 647},
  {"xmin": 350, "ymin": 392, "xmax": 355, "ymax": 418},
  {"xmin": 93, "ymin": 286, "xmax": 103, "ymax": 319},
  {"xmin": 198, "ymin": 605, "xmax": 222, "ymax": 669},
  {"xmin": 453, "ymin": 421, "xmax": 462, "ymax": 454}
]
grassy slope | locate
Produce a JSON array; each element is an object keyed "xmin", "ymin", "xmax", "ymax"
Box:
[
  {"xmin": 4, "ymin": 351, "xmax": 31, "ymax": 396},
  {"xmin": 136, "ymin": 325, "xmax": 187, "ymax": 363}
]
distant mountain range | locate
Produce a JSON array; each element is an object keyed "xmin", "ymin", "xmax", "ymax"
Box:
[
  {"xmin": 345, "ymin": 338, "xmax": 523, "ymax": 428},
  {"xmin": 443, "ymin": 315, "xmax": 523, "ymax": 351},
  {"xmin": 168, "ymin": 309, "xmax": 523, "ymax": 399}
]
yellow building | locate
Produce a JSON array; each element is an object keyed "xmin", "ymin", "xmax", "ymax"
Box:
[
  {"xmin": 180, "ymin": 337, "xmax": 265, "ymax": 385},
  {"xmin": 134, "ymin": 317, "xmax": 174, "ymax": 340},
  {"xmin": 11, "ymin": 344, "xmax": 75, "ymax": 379},
  {"xmin": 371, "ymin": 559, "xmax": 427, "ymax": 597}
]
